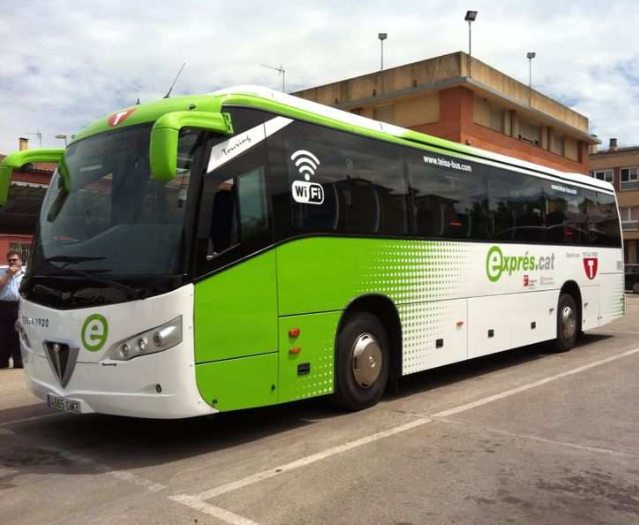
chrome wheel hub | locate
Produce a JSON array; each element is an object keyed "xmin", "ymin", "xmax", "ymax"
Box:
[
  {"xmin": 352, "ymin": 333, "xmax": 382, "ymax": 389},
  {"xmin": 561, "ymin": 306, "xmax": 576, "ymax": 340}
]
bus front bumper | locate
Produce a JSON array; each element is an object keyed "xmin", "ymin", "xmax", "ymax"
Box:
[{"xmin": 23, "ymin": 344, "xmax": 218, "ymax": 419}]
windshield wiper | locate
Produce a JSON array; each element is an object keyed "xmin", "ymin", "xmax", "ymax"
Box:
[
  {"xmin": 44, "ymin": 255, "xmax": 106, "ymax": 266},
  {"xmin": 37, "ymin": 256, "xmax": 144, "ymax": 299},
  {"xmin": 54, "ymin": 265, "xmax": 145, "ymax": 300}
]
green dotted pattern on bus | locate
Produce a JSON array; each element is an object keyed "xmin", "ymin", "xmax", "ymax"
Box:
[{"xmin": 353, "ymin": 240, "xmax": 472, "ymax": 374}]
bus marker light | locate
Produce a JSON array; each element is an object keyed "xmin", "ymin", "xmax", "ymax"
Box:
[
  {"xmin": 289, "ymin": 347, "xmax": 301, "ymax": 355},
  {"xmin": 289, "ymin": 328, "xmax": 300, "ymax": 338}
]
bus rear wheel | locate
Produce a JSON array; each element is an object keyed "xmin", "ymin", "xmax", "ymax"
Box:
[
  {"xmin": 333, "ymin": 312, "xmax": 389, "ymax": 411},
  {"xmin": 554, "ymin": 293, "xmax": 579, "ymax": 353}
]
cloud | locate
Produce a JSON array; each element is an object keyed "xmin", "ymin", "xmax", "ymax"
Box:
[{"xmin": 1, "ymin": 0, "xmax": 639, "ymax": 153}]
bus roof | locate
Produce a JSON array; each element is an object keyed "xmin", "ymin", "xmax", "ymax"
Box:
[
  {"xmin": 210, "ymin": 85, "xmax": 614, "ymax": 194},
  {"xmin": 71, "ymin": 84, "xmax": 612, "ymax": 194}
]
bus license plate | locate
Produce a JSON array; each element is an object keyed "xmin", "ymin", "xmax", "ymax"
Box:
[{"xmin": 47, "ymin": 394, "xmax": 81, "ymax": 414}]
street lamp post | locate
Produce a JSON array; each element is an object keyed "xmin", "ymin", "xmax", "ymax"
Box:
[
  {"xmin": 527, "ymin": 52, "xmax": 536, "ymax": 106},
  {"xmin": 464, "ymin": 11, "xmax": 478, "ymax": 78},
  {"xmin": 378, "ymin": 33, "xmax": 388, "ymax": 71},
  {"xmin": 55, "ymin": 133, "xmax": 68, "ymax": 147}
]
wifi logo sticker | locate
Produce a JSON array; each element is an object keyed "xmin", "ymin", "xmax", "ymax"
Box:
[
  {"xmin": 290, "ymin": 149, "xmax": 324, "ymax": 205},
  {"xmin": 291, "ymin": 150, "xmax": 321, "ymax": 181}
]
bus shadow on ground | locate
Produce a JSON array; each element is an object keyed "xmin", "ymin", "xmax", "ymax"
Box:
[
  {"xmin": 0, "ymin": 333, "xmax": 614, "ymax": 475},
  {"xmin": 390, "ymin": 333, "xmax": 612, "ymax": 400}
]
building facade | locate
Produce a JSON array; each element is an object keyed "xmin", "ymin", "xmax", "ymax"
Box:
[
  {"xmin": 0, "ymin": 138, "xmax": 54, "ymax": 261},
  {"xmin": 293, "ymin": 52, "xmax": 598, "ymax": 174},
  {"xmin": 590, "ymin": 139, "xmax": 639, "ymax": 264}
]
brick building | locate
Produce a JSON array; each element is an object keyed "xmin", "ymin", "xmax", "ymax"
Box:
[
  {"xmin": 590, "ymin": 139, "xmax": 639, "ymax": 264},
  {"xmin": 293, "ymin": 51, "xmax": 598, "ymax": 174},
  {"xmin": 0, "ymin": 138, "xmax": 55, "ymax": 261}
]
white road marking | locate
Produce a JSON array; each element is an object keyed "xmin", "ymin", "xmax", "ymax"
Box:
[
  {"xmin": 438, "ymin": 417, "xmax": 639, "ymax": 459},
  {"xmin": 0, "ymin": 467, "xmax": 18, "ymax": 479},
  {"xmin": 171, "ymin": 495, "xmax": 265, "ymax": 525},
  {"xmin": 8, "ymin": 344, "xmax": 639, "ymax": 525},
  {"xmin": 187, "ymin": 417, "xmax": 431, "ymax": 501},
  {"xmin": 0, "ymin": 411, "xmax": 66, "ymax": 427},
  {"xmin": 433, "ymin": 346, "xmax": 639, "ymax": 418},
  {"xmin": 174, "ymin": 344, "xmax": 639, "ymax": 525},
  {"xmin": 43, "ymin": 446, "xmax": 167, "ymax": 493}
]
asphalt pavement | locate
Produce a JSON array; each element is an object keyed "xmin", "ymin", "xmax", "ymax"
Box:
[{"xmin": 1, "ymin": 295, "xmax": 639, "ymax": 525}]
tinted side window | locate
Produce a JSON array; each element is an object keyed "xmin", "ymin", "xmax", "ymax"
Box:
[
  {"xmin": 489, "ymin": 171, "xmax": 545, "ymax": 242},
  {"xmin": 590, "ymin": 191, "xmax": 621, "ymax": 247},
  {"xmin": 408, "ymin": 154, "xmax": 489, "ymax": 240},
  {"xmin": 269, "ymin": 121, "xmax": 408, "ymax": 236},
  {"xmin": 544, "ymin": 182, "xmax": 568, "ymax": 243}
]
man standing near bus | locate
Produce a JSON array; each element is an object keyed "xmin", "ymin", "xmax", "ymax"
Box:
[{"xmin": 0, "ymin": 251, "xmax": 24, "ymax": 369}]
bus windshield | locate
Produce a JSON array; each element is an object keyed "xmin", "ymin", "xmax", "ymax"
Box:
[{"xmin": 27, "ymin": 124, "xmax": 207, "ymax": 305}]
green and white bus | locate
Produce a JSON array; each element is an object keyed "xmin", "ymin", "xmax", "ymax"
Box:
[{"xmin": 0, "ymin": 86, "xmax": 625, "ymax": 418}]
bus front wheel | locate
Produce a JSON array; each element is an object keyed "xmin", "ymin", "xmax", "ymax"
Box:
[
  {"xmin": 554, "ymin": 293, "xmax": 579, "ymax": 353},
  {"xmin": 333, "ymin": 312, "xmax": 390, "ymax": 411}
]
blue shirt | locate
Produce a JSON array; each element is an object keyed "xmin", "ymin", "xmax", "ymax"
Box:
[{"xmin": 0, "ymin": 268, "xmax": 24, "ymax": 302}]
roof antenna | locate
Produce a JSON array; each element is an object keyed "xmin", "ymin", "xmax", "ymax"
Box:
[{"xmin": 164, "ymin": 63, "xmax": 186, "ymax": 98}]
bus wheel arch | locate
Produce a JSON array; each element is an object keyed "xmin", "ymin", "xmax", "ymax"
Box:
[
  {"xmin": 332, "ymin": 295, "xmax": 402, "ymax": 410},
  {"xmin": 555, "ymin": 281, "xmax": 582, "ymax": 352}
]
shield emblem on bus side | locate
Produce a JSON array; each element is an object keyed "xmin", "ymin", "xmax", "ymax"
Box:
[{"xmin": 583, "ymin": 257, "xmax": 599, "ymax": 280}]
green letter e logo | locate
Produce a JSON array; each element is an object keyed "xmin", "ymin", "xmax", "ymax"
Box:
[
  {"xmin": 486, "ymin": 246, "xmax": 504, "ymax": 283},
  {"xmin": 81, "ymin": 314, "xmax": 109, "ymax": 352}
]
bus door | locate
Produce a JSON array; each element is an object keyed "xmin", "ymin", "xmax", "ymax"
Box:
[{"xmin": 192, "ymin": 115, "xmax": 279, "ymax": 410}]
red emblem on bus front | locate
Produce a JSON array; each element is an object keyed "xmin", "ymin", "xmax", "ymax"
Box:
[
  {"xmin": 108, "ymin": 108, "xmax": 136, "ymax": 127},
  {"xmin": 583, "ymin": 257, "xmax": 598, "ymax": 280}
]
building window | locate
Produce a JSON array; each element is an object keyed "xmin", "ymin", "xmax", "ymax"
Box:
[
  {"xmin": 621, "ymin": 207, "xmax": 639, "ymax": 231},
  {"xmin": 621, "ymin": 167, "xmax": 639, "ymax": 191},
  {"xmin": 474, "ymin": 96, "xmax": 504, "ymax": 133},
  {"xmin": 519, "ymin": 120, "xmax": 542, "ymax": 147},
  {"xmin": 550, "ymin": 131, "xmax": 564, "ymax": 156},
  {"xmin": 591, "ymin": 169, "xmax": 613, "ymax": 183}
]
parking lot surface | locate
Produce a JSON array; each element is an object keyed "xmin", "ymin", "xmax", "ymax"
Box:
[{"xmin": 1, "ymin": 295, "xmax": 639, "ymax": 525}]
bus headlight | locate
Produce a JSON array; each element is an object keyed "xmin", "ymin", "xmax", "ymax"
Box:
[{"xmin": 108, "ymin": 316, "xmax": 182, "ymax": 361}]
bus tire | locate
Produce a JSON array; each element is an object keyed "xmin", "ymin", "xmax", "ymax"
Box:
[
  {"xmin": 554, "ymin": 293, "xmax": 579, "ymax": 353},
  {"xmin": 333, "ymin": 312, "xmax": 389, "ymax": 411}
]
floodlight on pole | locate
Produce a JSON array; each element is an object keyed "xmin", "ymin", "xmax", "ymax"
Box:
[
  {"xmin": 527, "ymin": 51, "xmax": 536, "ymax": 105},
  {"xmin": 261, "ymin": 64, "xmax": 286, "ymax": 92},
  {"xmin": 55, "ymin": 133, "xmax": 68, "ymax": 147},
  {"xmin": 378, "ymin": 33, "xmax": 388, "ymax": 71},
  {"xmin": 464, "ymin": 10, "xmax": 478, "ymax": 78}
]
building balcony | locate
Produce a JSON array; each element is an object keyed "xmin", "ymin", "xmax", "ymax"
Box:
[{"xmin": 622, "ymin": 220, "xmax": 639, "ymax": 231}]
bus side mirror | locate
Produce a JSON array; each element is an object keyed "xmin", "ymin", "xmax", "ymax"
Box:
[
  {"xmin": 149, "ymin": 111, "xmax": 234, "ymax": 182},
  {"xmin": 0, "ymin": 149, "xmax": 65, "ymax": 206}
]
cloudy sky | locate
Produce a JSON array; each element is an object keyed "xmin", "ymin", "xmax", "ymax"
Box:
[{"xmin": 2, "ymin": 0, "xmax": 639, "ymax": 153}]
